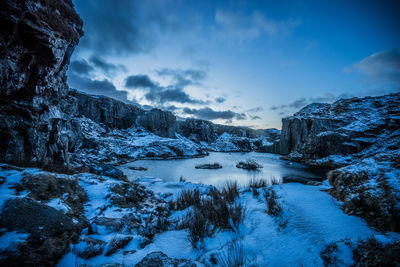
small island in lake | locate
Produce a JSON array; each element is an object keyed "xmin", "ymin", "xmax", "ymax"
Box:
[{"xmin": 195, "ymin": 163, "xmax": 223, "ymax": 169}]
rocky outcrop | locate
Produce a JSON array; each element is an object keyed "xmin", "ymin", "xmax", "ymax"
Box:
[
  {"xmin": 0, "ymin": 0, "xmax": 83, "ymax": 168},
  {"xmin": 137, "ymin": 108, "xmax": 177, "ymax": 138},
  {"xmin": 278, "ymin": 93, "xmax": 400, "ymax": 163},
  {"xmin": 69, "ymin": 90, "xmax": 142, "ymax": 129},
  {"xmin": 277, "ymin": 93, "xmax": 400, "ymax": 232},
  {"xmin": 0, "ymin": 198, "xmax": 81, "ymax": 266},
  {"xmin": 135, "ymin": 252, "xmax": 197, "ymax": 267}
]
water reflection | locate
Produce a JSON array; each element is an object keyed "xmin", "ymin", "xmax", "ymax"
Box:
[{"xmin": 120, "ymin": 152, "xmax": 329, "ymax": 187}]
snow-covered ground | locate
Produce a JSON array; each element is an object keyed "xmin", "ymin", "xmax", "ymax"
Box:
[
  {"xmin": 57, "ymin": 176, "xmax": 378, "ymax": 266},
  {"xmin": 1, "ymin": 162, "xmax": 398, "ymax": 266}
]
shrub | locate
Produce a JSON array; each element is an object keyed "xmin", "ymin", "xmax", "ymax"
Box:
[
  {"xmin": 188, "ymin": 208, "xmax": 209, "ymax": 248},
  {"xmin": 264, "ymin": 188, "xmax": 282, "ymax": 216},
  {"xmin": 236, "ymin": 159, "xmax": 263, "ymax": 170},
  {"xmin": 249, "ymin": 177, "xmax": 268, "ymax": 189},
  {"xmin": 174, "ymin": 189, "xmax": 201, "ymax": 210},
  {"xmin": 221, "ymin": 180, "xmax": 239, "ymax": 203},
  {"xmin": 216, "ymin": 238, "xmax": 249, "ymax": 267},
  {"xmin": 173, "ymin": 185, "xmax": 245, "ymax": 247}
]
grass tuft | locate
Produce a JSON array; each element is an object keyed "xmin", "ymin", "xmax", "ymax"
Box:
[{"xmin": 263, "ymin": 188, "xmax": 282, "ymax": 216}]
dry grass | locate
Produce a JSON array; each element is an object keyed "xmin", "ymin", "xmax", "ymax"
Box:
[
  {"xmin": 174, "ymin": 184, "xmax": 245, "ymax": 248},
  {"xmin": 263, "ymin": 188, "xmax": 282, "ymax": 216},
  {"xmin": 216, "ymin": 238, "xmax": 249, "ymax": 267}
]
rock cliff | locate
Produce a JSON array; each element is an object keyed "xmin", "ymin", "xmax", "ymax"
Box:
[
  {"xmin": 278, "ymin": 93, "xmax": 400, "ymax": 164},
  {"xmin": 277, "ymin": 93, "xmax": 400, "ymax": 232},
  {"xmin": 0, "ymin": 0, "xmax": 83, "ymax": 168}
]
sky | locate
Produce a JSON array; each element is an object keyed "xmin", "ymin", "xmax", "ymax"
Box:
[{"xmin": 67, "ymin": 0, "xmax": 400, "ymax": 129}]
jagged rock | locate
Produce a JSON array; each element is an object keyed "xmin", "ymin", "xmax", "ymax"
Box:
[
  {"xmin": 353, "ymin": 237, "xmax": 400, "ymax": 266},
  {"xmin": 0, "ymin": 0, "xmax": 83, "ymax": 168},
  {"xmin": 278, "ymin": 93, "xmax": 400, "ymax": 162},
  {"xmin": 0, "ymin": 198, "xmax": 80, "ymax": 266},
  {"xmin": 278, "ymin": 93, "xmax": 400, "ymax": 232},
  {"xmin": 72, "ymin": 237, "xmax": 106, "ymax": 260},
  {"xmin": 178, "ymin": 119, "xmax": 217, "ymax": 142},
  {"xmin": 135, "ymin": 252, "xmax": 196, "ymax": 267},
  {"xmin": 13, "ymin": 172, "xmax": 87, "ymax": 218},
  {"xmin": 69, "ymin": 90, "xmax": 142, "ymax": 129},
  {"xmin": 89, "ymin": 164, "xmax": 127, "ymax": 181},
  {"xmin": 104, "ymin": 236, "xmax": 133, "ymax": 256},
  {"xmin": 138, "ymin": 108, "xmax": 177, "ymax": 138}
]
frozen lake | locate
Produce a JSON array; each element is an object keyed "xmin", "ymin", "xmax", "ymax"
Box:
[{"xmin": 120, "ymin": 152, "xmax": 329, "ymax": 187}]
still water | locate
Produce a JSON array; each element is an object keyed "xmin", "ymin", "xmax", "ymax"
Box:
[{"xmin": 121, "ymin": 152, "xmax": 328, "ymax": 187}]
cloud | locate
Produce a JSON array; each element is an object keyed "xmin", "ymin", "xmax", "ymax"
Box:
[
  {"xmin": 89, "ymin": 55, "xmax": 126, "ymax": 77},
  {"xmin": 156, "ymin": 68, "xmax": 207, "ymax": 87},
  {"xmin": 183, "ymin": 107, "xmax": 247, "ymax": 121},
  {"xmin": 68, "ymin": 73, "xmax": 132, "ymax": 103},
  {"xmin": 270, "ymin": 93, "xmax": 350, "ymax": 111},
  {"xmin": 124, "ymin": 70, "xmax": 209, "ymax": 105},
  {"xmin": 125, "ymin": 74, "xmax": 157, "ymax": 89},
  {"xmin": 345, "ymin": 49, "xmax": 400, "ymax": 88},
  {"xmin": 74, "ymin": 0, "xmax": 182, "ymax": 55},
  {"xmin": 145, "ymin": 87, "xmax": 208, "ymax": 105},
  {"xmin": 215, "ymin": 97, "xmax": 226, "ymax": 103},
  {"xmin": 250, "ymin": 115, "xmax": 262, "ymax": 120},
  {"xmin": 69, "ymin": 59, "xmax": 94, "ymax": 76},
  {"xmin": 215, "ymin": 10, "xmax": 301, "ymax": 42},
  {"xmin": 246, "ymin": 106, "xmax": 263, "ymax": 113}
]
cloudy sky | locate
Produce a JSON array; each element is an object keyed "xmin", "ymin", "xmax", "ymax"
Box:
[{"xmin": 68, "ymin": 0, "xmax": 400, "ymax": 129}]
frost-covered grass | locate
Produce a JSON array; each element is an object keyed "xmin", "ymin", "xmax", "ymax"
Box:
[{"xmin": 171, "ymin": 183, "xmax": 245, "ymax": 248}]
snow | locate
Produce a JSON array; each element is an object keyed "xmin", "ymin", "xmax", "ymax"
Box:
[
  {"xmin": 0, "ymin": 231, "xmax": 29, "ymax": 253},
  {"xmin": 57, "ymin": 177, "xmax": 375, "ymax": 266},
  {"xmin": 0, "ymin": 165, "xmax": 42, "ymax": 209},
  {"xmin": 47, "ymin": 198, "xmax": 70, "ymax": 213},
  {"xmin": 198, "ymin": 184, "xmax": 374, "ymax": 266}
]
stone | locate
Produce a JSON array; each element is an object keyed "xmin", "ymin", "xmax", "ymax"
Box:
[
  {"xmin": 135, "ymin": 252, "xmax": 197, "ymax": 267},
  {"xmin": 0, "ymin": 198, "xmax": 80, "ymax": 266}
]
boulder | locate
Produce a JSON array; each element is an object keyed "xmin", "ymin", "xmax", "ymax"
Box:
[
  {"xmin": 135, "ymin": 252, "xmax": 196, "ymax": 267},
  {"xmin": 0, "ymin": 198, "xmax": 80, "ymax": 266}
]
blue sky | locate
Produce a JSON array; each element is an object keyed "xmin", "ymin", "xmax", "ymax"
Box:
[{"xmin": 68, "ymin": 0, "xmax": 400, "ymax": 129}]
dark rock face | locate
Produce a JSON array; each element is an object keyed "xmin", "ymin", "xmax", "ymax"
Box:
[
  {"xmin": 0, "ymin": 0, "xmax": 83, "ymax": 167},
  {"xmin": 0, "ymin": 198, "xmax": 80, "ymax": 266},
  {"xmin": 135, "ymin": 251, "xmax": 197, "ymax": 267},
  {"xmin": 178, "ymin": 118, "xmax": 217, "ymax": 142},
  {"xmin": 137, "ymin": 108, "xmax": 177, "ymax": 138},
  {"xmin": 69, "ymin": 90, "xmax": 142, "ymax": 129}
]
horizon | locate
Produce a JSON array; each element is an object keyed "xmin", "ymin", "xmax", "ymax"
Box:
[{"xmin": 67, "ymin": 0, "xmax": 400, "ymax": 129}]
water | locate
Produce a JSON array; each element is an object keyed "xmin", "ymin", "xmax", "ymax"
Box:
[{"xmin": 120, "ymin": 152, "xmax": 329, "ymax": 187}]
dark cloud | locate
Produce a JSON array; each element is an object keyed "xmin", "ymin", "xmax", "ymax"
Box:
[
  {"xmin": 68, "ymin": 73, "xmax": 132, "ymax": 103},
  {"xmin": 250, "ymin": 115, "xmax": 262, "ymax": 120},
  {"xmin": 246, "ymin": 106, "xmax": 263, "ymax": 113},
  {"xmin": 215, "ymin": 97, "xmax": 226, "ymax": 103},
  {"xmin": 270, "ymin": 98, "xmax": 307, "ymax": 110},
  {"xmin": 145, "ymin": 87, "xmax": 207, "ymax": 105},
  {"xmin": 69, "ymin": 59, "xmax": 94, "ymax": 76},
  {"xmin": 346, "ymin": 49, "xmax": 400, "ymax": 88},
  {"xmin": 74, "ymin": 0, "xmax": 182, "ymax": 55},
  {"xmin": 183, "ymin": 107, "xmax": 247, "ymax": 121},
  {"xmin": 270, "ymin": 93, "xmax": 351, "ymax": 112},
  {"xmin": 125, "ymin": 75, "xmax": 157, "ymax": 89},
  {"xmin": 156, "ymin": 68, "xmax": 207, "ymax": 87},
  {"xmin": 124, "ymin": 71, "xmax": 209, "ymax": 105},
  {"xmin": 89, "ymin": 56, "xmax": 127, "ymax": 77}
]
